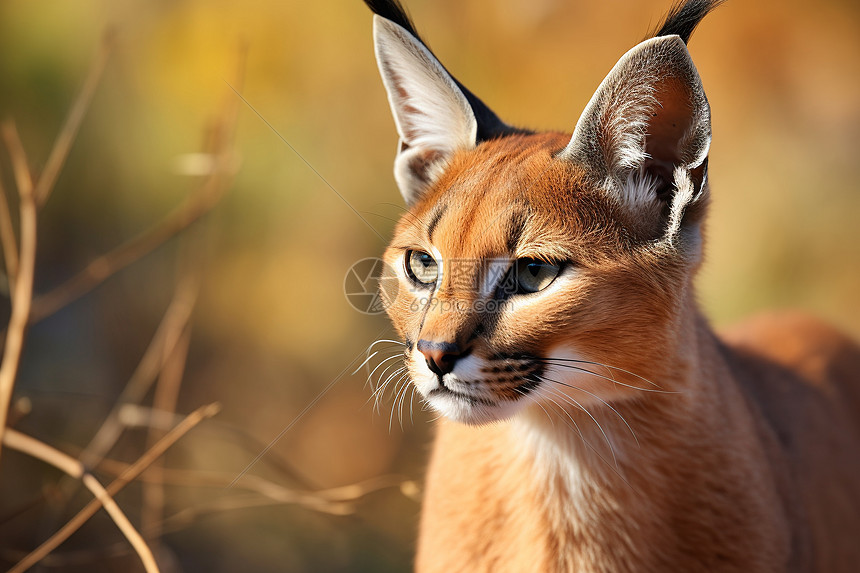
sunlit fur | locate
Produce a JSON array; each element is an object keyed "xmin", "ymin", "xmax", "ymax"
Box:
[
  {"xmin": 364, "ymin": 1, "xmax": 860, "ymax": 571},
  {"xmin": 383, "ymin": 132, "xmax": 697, "ymax": 422},
  {"xmin": 382, "ymin": 139, "xmax": 860, "ymax": 573}
]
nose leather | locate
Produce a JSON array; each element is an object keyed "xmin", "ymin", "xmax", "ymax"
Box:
[{"xmin": 417, "ymin": 340, "xmax": 467, "ymax": 376}]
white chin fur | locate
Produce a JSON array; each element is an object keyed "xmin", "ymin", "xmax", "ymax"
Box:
[
  {"xmin": 409, "ymin": 349, "xmax": 529, "ymax": 425},
  {"xmin": 424, "ymin": 390, "xmax": 527, "ymax": 426}
]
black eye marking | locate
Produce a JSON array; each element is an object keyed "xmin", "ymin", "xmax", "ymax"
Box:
[{"xmin": 427, "ymin": 204, "xmax": 448, "ymax": 243}]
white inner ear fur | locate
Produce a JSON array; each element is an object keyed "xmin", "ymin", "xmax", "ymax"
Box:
[
  {"xmin": 561, "ymin": 35, "xmax": 711, "ymax": 226},
  {"xmin": 373, "ymin": 16, "xmax": 478, "ymax": 203},
  {"xmin": 662, "ymin": 166, "xmax": 705, "ymax": 265},
  {"xmin": 622, "ymin": 168, "xmax": 662, "ymax": 215}
]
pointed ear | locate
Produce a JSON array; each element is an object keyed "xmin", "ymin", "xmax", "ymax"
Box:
[
  {"xmin": 560, "ymin": 35, "xmax": 711, "ymax": 237},
  {"xmin": 373, "ymin": 15, "xmax": 477, "ymax": 204}
]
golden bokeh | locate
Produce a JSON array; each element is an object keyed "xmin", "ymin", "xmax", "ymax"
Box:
[{"xmin": 0, "ymin": 0, "xmax": 857, "ymax": 570}]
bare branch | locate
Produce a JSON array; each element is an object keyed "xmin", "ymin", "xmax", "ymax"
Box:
[
  {"xmin": 2, "ymin": 429, "xmax": 159, "ymax": 573},
  {"xmin": 142, "ymin": 325, "xmax": 192, "ymax": 540},
  {"xmin": 0, "ymin": 172, "xmax": 19, "ymax": 291},
  {"xmin": 77, "ymin": 272, "xmax": 200, "ymax": 470},
  {"xmin": 156, "ymin": 474, "xmax": 413, "ymax": 535},
  {"xmin": 27, "ymin": 44, "xmax": 244, "ymax": 325},
  {"xmin": 100, "ymin": 462, "xmax": 411, "ymax": 507},
  {"xmin": 9, "ymin": 402, "xmax": 220, "ymax": 572},
  {"xmin": 0, "ymin": 121, "xmax": 37, "ymax": 464},
  {"xmin": 118, "ymin": 404, "xmax": 185, "ymax": 430},
  {"xmin": 2, "ymin": 122, "xmax": 34, "ymax": 198},
  {"xmin": 27, "ymin": 177, "xmax": 223, "ymax": 324},
  {"xmin": 34, "ymin": 31, "xmax": 114, "ymax": 208},
  {"xmin": 160, "ymin": 495, "xmax": 351, "ymax": 534}
]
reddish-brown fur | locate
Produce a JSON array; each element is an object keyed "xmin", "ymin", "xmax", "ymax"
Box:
[
  {"xmin": 379, "ymin": 134, "xmax": 860, "ymax": 572},
  {"xmin": 365, "ymin": 2, "xmax": 860, "ymax": 569}
]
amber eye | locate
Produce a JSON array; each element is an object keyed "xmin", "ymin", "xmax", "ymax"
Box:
[
  {"xmin": 405, "ymin": 250, "xmax": 438, "ymax": 286},
  {"xmin": 515, "ymin": 258, "xmax": 560, "ymax": 294}
]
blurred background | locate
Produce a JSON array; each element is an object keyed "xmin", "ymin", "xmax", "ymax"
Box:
[{"xmin": 0, "ymin": 0, "xmax": 857, "ymax": 571}]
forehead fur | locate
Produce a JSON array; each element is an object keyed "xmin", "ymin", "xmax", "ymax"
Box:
[{"xmin": 391, "ymin": 132, "xmax": 632, "ymax": 263}]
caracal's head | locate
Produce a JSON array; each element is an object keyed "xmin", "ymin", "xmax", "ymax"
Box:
[{"xmin": 367, "ymin": 0, "xmax": 715, "ymax": 425}]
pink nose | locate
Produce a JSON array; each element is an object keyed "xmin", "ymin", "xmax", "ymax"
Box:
[{"xmin": 417, "ymin": 340, "xmax": 465, "ymax": 376}]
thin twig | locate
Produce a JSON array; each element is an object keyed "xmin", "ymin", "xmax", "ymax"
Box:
[
  {"xmin": 0, "ymin": 121, "xmax": 37, "ymax": 464},
  {"xmin": 3, "ymin": 122, "xmax": 34, "ymax": 198},
  {"xmin": 100, "ymin": 460, "xmax": 411, "ymax": 507},
  {"xmin": 0, "ymin": 543, "xmax": 133, "ymax": 569},
  {"xmin": 118, "ymin": 404, "xmax": 185, "ymax": 430},
  {"xmin": 140, "ymin": 229, "xmax": 207, "ymax": 540},
  {"xmin": 161, "ymin": 495, "xmax": 352, "ymax": 533},
  {"xmin": 0, "ymin": 171, "xmax": 19, "ymax": 292},
  {"xmin": 114, "ymin": 404, "xmax": 318, "ymax": 490},
  {"xmin": 78, "ymin": 45, "xmax": 243, "ymax": 482},
  {"xmin": 76, "ymin": 272, "xmax": 200, "ymax": 470},
  {"xmin": 157, "ymin": 474, "xmax": 414, "ymax": 534},
  {"xmin": 27, "ymin": 176, "xmax": 223, "ymax": 324},
  {"xmin": 53, "ymin": 49, "xmax": 241, "ymax": 518},
  {"xmin": 2, "ymin": 429, "xmax": 159, "ymax": 573},
  {"xmin": 27, "ymin": 43, "xmax": 243, "ymax": 325},
  {"xmin": 141, "ymin": 325, "xmax": 191, "ymax": 540},
  {"xmin": 9, "ymin": 402, "xmax": 220, "ymax": 573},
  {"xmin": 34, "ymin": 30, "xmax": 113, "ymax": 208}
]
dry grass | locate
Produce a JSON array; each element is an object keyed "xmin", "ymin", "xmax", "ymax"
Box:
[{"xmin": 0, "ymin": 32, "xmax": 415, "ymax": 572}]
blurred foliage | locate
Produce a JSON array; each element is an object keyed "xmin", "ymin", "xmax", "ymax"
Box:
[{"xmin": 0, "ymin": 0, "xmax": 857, "ymax": 571}]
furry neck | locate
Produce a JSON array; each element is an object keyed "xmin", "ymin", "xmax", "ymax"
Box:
[{"xmin": 508, "ymin": 309, "xmax": 790, "ymax": 571}]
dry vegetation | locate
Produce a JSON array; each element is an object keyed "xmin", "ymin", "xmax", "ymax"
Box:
[
  {"xmin": 0, "ymin": 35, "xmax": 415, "ymax": 573},
  {"xmin": 0, "ymin": 0, "xmax": 857, "ymax": 571}
]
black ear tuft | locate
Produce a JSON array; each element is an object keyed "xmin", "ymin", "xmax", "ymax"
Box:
[
  {"xmin": 652, "ymin": 0, "xmax": 725, "ymax": 44},
  {"xmin": 363, "ymin": 0, "xmax": 425, "ymax": 44},
  {"xmin": 362, "ymin": 0, "xmax": 527, "ymax": 142}
]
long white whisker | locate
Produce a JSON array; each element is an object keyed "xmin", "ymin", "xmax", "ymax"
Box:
[
  {"xmin": 390, "ymin": 378, "xmax": 410, "ymax": 432},
  {"xmin": 370, "ymin": 368, "xmax": 403, "ymax": 413},
  {"xmin": 544, "ymin": 388, "xmax": 636, "ymax": 492},
  {"xmin": 373, "ymin": 369, "xmax": 407, "ymax": 414},
  {"xmin": 397, "ymin": 378, "xmax": 410, "ymax": 429},
  {"xmin": 426, "ymin": 411, "xmax": 445, "ymax": 423},
  {"xmin": 373, "ymin": 377, "xmax": 393, "ymax": 415},
  {"xmin": 373, "ymin": 359, "xmax": 405, "ymax": 391},
  {"xmin": 367, "ymin": 339, "xmax": 406, "ymax": 350},
  {"xmin": 541, "ymin": 390, "xmax": 635, "ymax": 490},
  {"xmin": 367, "ymin": 367, "xmax": 406, "ymax": 411},
  {"xmin": 540, "ymin": 358, "xmax": 664, "ymax": 390},
  {"xmin": 539, "ymin": 361, "xmax": 677, "ymax": 394},
  {"xmin": 541, "ymin": 374, "xmax": 639, "ymax": 447},
  {"xmin": 543, "ymin": 386, "xmax": 618, "ymax": 469},
  {"xmin": 388, "ymin": 381, "xmax": 403, "ymax": 432},
  {"xmin": 542, "ymin": 393, "xmax": 587, "ymax": 444},
  {"xmin": 379, "ymin": 366, "xmax": 407, "ymax": 393},
  {"xmin": 514, "ymin": 387, "xmax": 554, "ymax": 428},
  {"xmin": 367, "ymin": 353, "xmax": 404, "ymax": 383},
  {"xmin": 352, "ymin": 351, "xmax": 380, "ymax": 376}
]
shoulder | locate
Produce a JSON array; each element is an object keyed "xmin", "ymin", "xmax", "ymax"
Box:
[{"xmin": 718, "ymin": 310, "xmax": 860, "ymax": 399}]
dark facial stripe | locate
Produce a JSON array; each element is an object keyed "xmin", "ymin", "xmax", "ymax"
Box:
[
  {"xmin": 505, "ymin": 210, "xmax": 528, "ymax": 254},
  {"xmin": 427, "ymin": 204, "xmax": 448, "ymax": 243}
]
